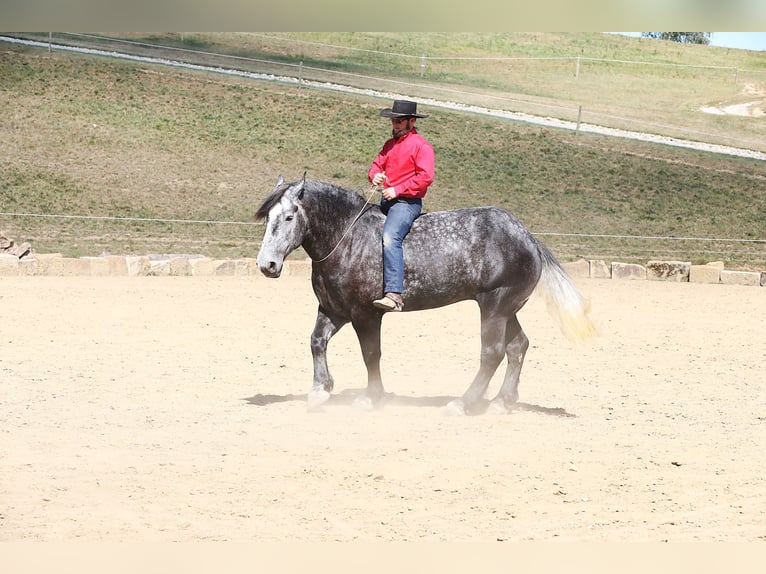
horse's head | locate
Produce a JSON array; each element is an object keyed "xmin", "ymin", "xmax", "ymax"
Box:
[{"xmin": 255, "ymin": 175, "xmax": 308, "ymax": 278}]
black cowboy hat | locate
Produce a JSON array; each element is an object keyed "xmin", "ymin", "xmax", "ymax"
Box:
[{"xmin": 379, "ymin": 99, "xmax": 428, "ymax": 118}]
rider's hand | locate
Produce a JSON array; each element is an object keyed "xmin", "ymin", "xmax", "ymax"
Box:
[{"xmin": 382, "ymin": 187, "xmax": 397, "ymax": 201}]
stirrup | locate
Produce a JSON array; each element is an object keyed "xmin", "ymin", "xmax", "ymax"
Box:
[{"xmin": 372, "ymin": 294, "xmax": 403, "ymax": 312}]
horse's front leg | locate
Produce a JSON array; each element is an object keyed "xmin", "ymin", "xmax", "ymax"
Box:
[
  {"xmin": 308, "ymin": 306, "xmax": 347, "ymax": 411},
  {"xmin": 350, "ymin": 313, "xmax": 384, "ymax": 411}
]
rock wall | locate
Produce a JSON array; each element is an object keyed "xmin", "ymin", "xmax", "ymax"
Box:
[{"xmin": 1, "ymin": 252, "xmax": 762, "ymax": 287}]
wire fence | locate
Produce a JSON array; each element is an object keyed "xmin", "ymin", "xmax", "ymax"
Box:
[{"xmin": 2, "ymin": 211, "xmax": 764, "ymax": 269}]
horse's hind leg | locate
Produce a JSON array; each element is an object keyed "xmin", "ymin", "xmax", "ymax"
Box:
[
  {"xmin": 446, "ymin": 310, "xmax": 507, "ymax": 416},
  {"xmin": 488, "ymin": 315, "xmax": 529, "ymax": 415},
  {"xmin": 350, "ymin": 313, "xmax": 384, "ymax": 411},
  {"xmin": 308, "ymin": 306, "xmax": 347, "ymax": 411}
]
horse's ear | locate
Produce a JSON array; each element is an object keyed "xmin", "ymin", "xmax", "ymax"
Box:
[
  {"xmin": 274, "ymin": 175, "xmax": 284, "ymax": 191},
  {"xmin": 295, "ymin": 172, "xmax": 306, "ymax": 200}
]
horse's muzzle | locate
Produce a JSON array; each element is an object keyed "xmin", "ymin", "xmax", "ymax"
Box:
[{"xmin": 259, "ymin": 260, "xmax": 283, "ymax": 278}]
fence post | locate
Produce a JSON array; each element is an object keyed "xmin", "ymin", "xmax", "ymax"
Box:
[
  {"xmin": 298, "ymin": 61, "xmax": 303, "ymax": 88},
  {"xmin": 48, "ymin": 32, "xmax": 52, "ymax": 52},
  {"xmin": 734, "ymin": 67, "xmax": 739, "ymax": 85},
  {"xmin": 576, "ymin": 105, "xmax": 582, "ymax": 135},
  {"xmin": 420, "ymin": 54, "xmax": 426, "ymax": 78},
  {"xmin": 575, "ymin": 55, "xmax": 580, "ymax": 78}
]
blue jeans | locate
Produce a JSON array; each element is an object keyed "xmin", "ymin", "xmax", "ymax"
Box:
[{"xmin": 380, "ymin": 198, "xmax": 422, "ymax": 294}]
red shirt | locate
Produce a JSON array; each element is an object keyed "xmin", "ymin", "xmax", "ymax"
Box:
[{"xmin": 368, "ymin": 128, "xmax": 435, "ymax": 199}]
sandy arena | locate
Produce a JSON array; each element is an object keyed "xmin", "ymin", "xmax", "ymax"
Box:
[{"xmin": 1, "ymin": 273, "xmax": 764, "ymax": 541}]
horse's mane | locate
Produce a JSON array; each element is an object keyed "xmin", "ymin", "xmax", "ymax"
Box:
[
  {"xmin": 254, "ymin": 181, "xmax": 289, "ymax": 222},
  {"xmin": 255, "ymin": 179, "xmax": 370, "ymax": 222}
]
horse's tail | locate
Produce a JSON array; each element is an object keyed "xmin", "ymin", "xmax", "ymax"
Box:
[{"xmin": 533, "ymin": 239, "xmax": 596, "ymax": 343}]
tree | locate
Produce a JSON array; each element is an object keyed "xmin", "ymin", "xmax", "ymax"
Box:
[{"xmin": 641, "ymin": 33, "xmax": 711, "ymax": 45}]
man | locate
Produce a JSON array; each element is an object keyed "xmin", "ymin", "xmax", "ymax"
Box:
[{"xmin": 368, "ymin": 99, "xmax": 435, "ymax": 312}]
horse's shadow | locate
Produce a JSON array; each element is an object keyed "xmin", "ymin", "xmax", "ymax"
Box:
[{"xmin": 243, "ymin": 388, "xmax": 575, "ymax": 417}]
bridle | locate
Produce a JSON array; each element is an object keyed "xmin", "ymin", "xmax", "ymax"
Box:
[{"xmin": 314, "ymin": 184, "xmax": 379, "ymax": 263}]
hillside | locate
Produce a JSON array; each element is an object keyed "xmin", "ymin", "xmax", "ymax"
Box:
[{"xmin": 0, "ymin": 33, "xmax": 764, "ymax": 268}]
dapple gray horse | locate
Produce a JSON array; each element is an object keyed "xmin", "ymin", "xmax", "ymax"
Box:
[{"xmin": 255, "ymin": 176, "xmax": 595, "ymax": 415}]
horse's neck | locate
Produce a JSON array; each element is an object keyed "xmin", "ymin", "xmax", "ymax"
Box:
[{"xmin": 303, "ymin": 192, "xmax": 368, "ymax": 260}]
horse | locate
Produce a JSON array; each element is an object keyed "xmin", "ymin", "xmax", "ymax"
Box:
[{"xmin": 255, "ymin": 175, "xmax": 595, "ymax": 415}]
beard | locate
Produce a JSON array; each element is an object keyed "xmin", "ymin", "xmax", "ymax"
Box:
[{"xmin": 391, "ymin": 125, "xmax": 412, "ymax": 139}]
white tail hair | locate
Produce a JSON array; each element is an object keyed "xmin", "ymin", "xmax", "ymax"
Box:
[{"xmin": 534, "ymin": 242, "xmax": 596, "ymax": 343}]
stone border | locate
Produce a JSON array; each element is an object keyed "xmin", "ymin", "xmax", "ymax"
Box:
[
  {"xmin": 1, "ymin": 253, "xmax": 763, "ymax": 287},
  {"xmin": 561, "ymin": 259, "xmax": 765, "ymax": 287},
  {"xmin": 0, "ymin": 253, "xmax": 313, "ymax": 278}
]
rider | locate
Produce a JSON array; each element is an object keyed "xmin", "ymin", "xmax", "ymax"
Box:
[{"xmin": 368, "ymin": 99, "xmax": 435, "ymax": 312}]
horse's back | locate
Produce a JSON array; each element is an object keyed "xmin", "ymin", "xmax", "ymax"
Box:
[
  {"xmin": 410, "ymin": 206, "xmax": 539, "ymax": 264},
  {"xmin": 413, "ymin": 206, "xmax": 531, "ymax": 242}
]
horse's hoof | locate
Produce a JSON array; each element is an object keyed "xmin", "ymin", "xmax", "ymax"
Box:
[
  {"xmin": 487, "ymin": 399, "xmax": 510, "ymax": 415},
  {"xmin": 353, "ymin": 395, "xmax": 375, "ymax": 412},
  {"xmin": 307, "ymin": 389, "xmax": 331, "ymax": 412},
  {"xmin": 444, "ymin": 399, "xmax": 466, "ymax": 416}
]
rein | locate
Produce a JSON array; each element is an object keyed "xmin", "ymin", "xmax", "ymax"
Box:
[{"xmin": 314, "ymin": 184, "xmax": 379, "ymax": 263}]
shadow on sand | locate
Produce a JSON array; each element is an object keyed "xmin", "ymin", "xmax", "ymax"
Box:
[{"xmin": 243, "ymin": 388, "xmax": 574, "ymax": 417}]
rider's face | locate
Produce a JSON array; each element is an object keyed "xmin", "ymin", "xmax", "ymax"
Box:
[{"xmin": 391, "ymin": 117, "xmax": 414, "ymax": 138}]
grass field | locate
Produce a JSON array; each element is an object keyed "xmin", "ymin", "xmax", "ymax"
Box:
[
  {"xmin": 19, "ymin": 32, "xmax": 766, "ymax": 151},
  {"xmin": 1, "ymin": 33, "xmax": 765, "ymax": 269}
]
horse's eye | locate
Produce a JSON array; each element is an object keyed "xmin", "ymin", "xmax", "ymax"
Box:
[{"xmin": 286, "ymin": 215, "xmax": 294, "ymax": 221}]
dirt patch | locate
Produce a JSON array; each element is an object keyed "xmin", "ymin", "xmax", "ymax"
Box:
[
  {"xmin": 1, "ymin": 275, "xmax": 764, "ymax": 541},
  {"xmin": 700, "ymin": 100, "xmax": 765, "ymax": 117},
  {"xmin": 700, "ymin": 82, "xmax": 766, "ymax": 117}
]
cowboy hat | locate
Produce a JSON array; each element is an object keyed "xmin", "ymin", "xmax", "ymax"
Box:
[{"xmin": 379, "ymin": 99, "xmax": 428, "ymax": 118}]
